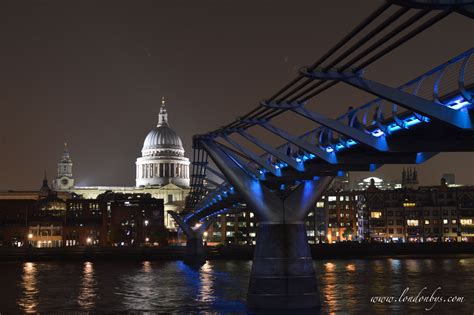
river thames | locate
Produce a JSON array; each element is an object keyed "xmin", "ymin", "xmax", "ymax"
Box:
[{"xmin": 0, "ymin": 257, "xmax": 472, "ymax": 313}]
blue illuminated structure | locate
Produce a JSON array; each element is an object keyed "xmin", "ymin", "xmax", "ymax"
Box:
[{"xmin": 173, "ymin": 1, "xmax": 473, "ymax": 310}]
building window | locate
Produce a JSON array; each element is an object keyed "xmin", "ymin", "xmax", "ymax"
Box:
[
  {"xmin": 403, "ymin": 202, "xmax": 416, "ymax": 207},
  {"xmin": 371, "ymin": 211, "xmax": 382, "ymax": 219},
  {"xmin": 460, "ymin": 219, "xmax": 473, "ymax": 225},
  {"xmin": 424, "ymin": 220, "xmax": 430, "ymax": 225},
  {"xmin": 328, "ymin": 196, "xmax": 337, "ymax": 202},
  {"xmin": 452, "ymin": 219, "xmax": 457, "ymax": 224},
  {"xmin": 452, "ymin": 228, "xmax": 457, "ymax": 233},
  {"xmin": 443, "ymin": 219, "xmax": 448, "ymax": 224},
  {"xmin": 388, "ymin": 211, "xmax": 393, "ymax": 217},
  {"xmin": 316, "ymin": 202, "xmax": 324, "ymax": 208},
  {"xmin": 407, "ymin": 220, "xmax": 419, "ymax": 227},
  {"xmin": 388, "ymin": 228, "xmax": 394, "ymax": 234},
  {"xmin": 168, "ymin": 194, "xmax": 173, "ymax": 203}
]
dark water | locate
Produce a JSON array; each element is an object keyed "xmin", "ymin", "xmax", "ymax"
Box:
[{"xmin": 0, "ymin": 257, "xmax": 473, "ymax": 314}]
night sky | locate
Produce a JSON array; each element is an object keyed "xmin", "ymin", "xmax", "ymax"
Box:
[{"xmin": 0, "ymin": 0, "xmax": 473, "ymax": 190}]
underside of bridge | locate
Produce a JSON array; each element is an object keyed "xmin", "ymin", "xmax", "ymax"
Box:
[
  {"xmin": 201, "ymin": 140, "xmax": 334, "ymax": 308},
  {"xmin": 172, "ymin": 0, "xmax": 474, "ymax": 310}
]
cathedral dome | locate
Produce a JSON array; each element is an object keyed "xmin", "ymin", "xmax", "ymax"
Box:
[
  {"xmin": 136, "ymin": 97, "xmax": 190, "ymax": 188},
  {"xmin": 143, "ymin": 125, "xmax": 183, "ymax": 151}
]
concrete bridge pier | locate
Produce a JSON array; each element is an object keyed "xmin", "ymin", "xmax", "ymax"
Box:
[
  {"xmin": 201, "ymin": 139, "xmax": 333, "ymax": 309},
  {"xmin": 248, "ymin": 221, "xmax": 319, "ymax": 309},
  {"xmin": 168, "ymin": 211, "xmax": 214, "ymax": 264}
]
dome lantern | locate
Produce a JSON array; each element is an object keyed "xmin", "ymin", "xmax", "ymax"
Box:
[{"xmin": 158, "ymin": 97, "xmax": 169, "ymax": 126}]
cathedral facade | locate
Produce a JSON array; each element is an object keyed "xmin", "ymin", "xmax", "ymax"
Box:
[{"xmin": 52, "ymin": 98, "xmax": 190, "ymax": 230}]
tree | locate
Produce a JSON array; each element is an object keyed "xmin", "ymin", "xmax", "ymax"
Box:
[{"xmin": 343, "ymin": 226, "xmax": 354, "ymax": 241}]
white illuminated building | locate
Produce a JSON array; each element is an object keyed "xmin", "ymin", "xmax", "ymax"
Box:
[
  {"xmin": 53, "ymin": 98, "xmax": 190, "ymax": 230},
  {"xmin": 136, "ymin": 98, "xmax": 190, "ymax": 187}
]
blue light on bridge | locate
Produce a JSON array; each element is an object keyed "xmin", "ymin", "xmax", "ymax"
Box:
[
  {"xmin": 346, "ymin": 139, "xmax": 357, "ymax": 146},
  {"xmin": 447, "ymin": 96, "xmax": 471, "ymax": 110},
  {"xmin": 371, "ymin": 129, "xmax": 385, "ymax": 137},
  {"xmin": 335, "ymin": 143, "xmax": 345, "ymax": 151}
]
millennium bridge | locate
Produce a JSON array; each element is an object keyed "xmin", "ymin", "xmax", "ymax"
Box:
[{"xmin": 170, "ymin": 0, "xmax": 474, "ymax": 309}]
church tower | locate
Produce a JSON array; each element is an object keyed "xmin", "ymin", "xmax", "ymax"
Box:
[{"xmin": 53, "ymin": 142, "xmax": 75, "ymax": 191}]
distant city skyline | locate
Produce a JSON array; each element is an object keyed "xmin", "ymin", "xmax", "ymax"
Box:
[{"xmin": 1, "ymin": 0, "xmax": 473, "ymax": 190}]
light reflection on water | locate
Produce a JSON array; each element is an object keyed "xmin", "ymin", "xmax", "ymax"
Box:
[
  {"xmin": 78, "ymin": 261, "xmax": 96, "ymax": 311},
  {"xmin": 2, "ymin": 258, "xmax": 473, "ymax": 313},
  {"xmin": 17, "ymin": 262, "xmax": 38, "ymax": 313}
]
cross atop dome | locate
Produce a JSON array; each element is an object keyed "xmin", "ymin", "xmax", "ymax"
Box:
[{"xmin": 158, "ymin": 97, "xmax": 169, "ymax": 126}]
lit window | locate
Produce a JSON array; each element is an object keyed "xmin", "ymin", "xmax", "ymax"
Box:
[
  {"xmin": 460, "ymin": 219, "xmax": 472, "ymax": 225},
  {"xmin": 340, "ymin": 196, "xmax": 344, "ymax": 201},
  {"xmin": 443, "ymin": 219, "xmax": 448, "ymax": 224},
  {"xmin": 371, "ymin": 211, "xmax": 382, "ymax": 219},
  {"xmin": 424, "ymin": 220, "xmax": 430, "ymax": 225},
  {"xmin": 403, "ymin": 202, "xmax": 416, "ymax": 207},
  {"xmin": 407, "ymin": 220, "xmax": 419, "ymax": 226},
  {"xmin": 250, "ymin": 212, "xmax": 254, "ymax": 218},
  {"xmin": 316, "ymin": 202, "xmax": 324, "ymax": 208},
  {"xmin": 328, "ymin": 196, "xmax": 337, "ymax": 202},
  {"xmin": 452, "ymin": 219, "xmax": 457, "ymax": 224}
]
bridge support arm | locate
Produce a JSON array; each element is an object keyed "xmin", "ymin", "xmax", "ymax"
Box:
[
  {"xmin": 200, "ymin": 138, "xmax": 336, "ymax": 309},
  {"xmin": 301, "ymin": 68, "xmax": 473, "ymax": 129},
  {"xmin": 168, "ymin": 210, "xmax": 216, "ymax": 262}
]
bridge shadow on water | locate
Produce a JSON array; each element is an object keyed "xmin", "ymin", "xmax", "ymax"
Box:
[{"xmin": 179, "ymin": 260, "xmax": 325, "ymax": 314}]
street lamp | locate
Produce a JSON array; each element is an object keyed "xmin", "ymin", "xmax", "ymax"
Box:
[
  {"xmin": 145, "ymin": 237, "xmax": 150, "ymax": 242},
  {"xmin": 86, "ymin": 237, "xmax": 92, "ymax": 245},
  {"xmin": 28, "ymin": 233, "xmax": 33, "ymax": 239},
  {"xmin": 144, "ymin": 220, "xmax": 149, "ymax": 226}
]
